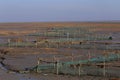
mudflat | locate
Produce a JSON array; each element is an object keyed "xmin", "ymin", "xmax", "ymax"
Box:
[{"xmin": 0, "ymin": 22, "xmax": 120, "ymax": 80}]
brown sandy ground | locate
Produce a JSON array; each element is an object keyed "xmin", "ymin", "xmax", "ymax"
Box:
[{"xmin": 0, "ymin": 22, "xmax": 120, "ymax": 36}]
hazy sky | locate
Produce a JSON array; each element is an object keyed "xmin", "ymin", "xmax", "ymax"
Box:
[{"xmin": 0, "ymin": 0, "xmax": 120, "ymax": 22}]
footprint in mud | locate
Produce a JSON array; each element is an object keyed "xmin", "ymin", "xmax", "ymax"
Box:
[
  {"xmin": 17, "ymin": 74, "xmax": 38, "ymax": 80},
  {"xmin": 20, "ymin": 78, "xmax": 36, "ymax": 80}
]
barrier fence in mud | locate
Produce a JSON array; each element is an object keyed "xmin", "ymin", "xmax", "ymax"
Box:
[
  {"xmin": 0, "ymin": 26, "xmax": 120, "ymax": 79},
  {"xmin": 0, "ymin": 27, "xmax": 116, "ymax": 49},
  {"xmin": 0, "ymin": 41, "xmax": 120, "ymax": 50},
  {"xmin": 31, "ymin": 53, "xmax": 120, "ymax": 78},
  {"xmin": 0, "ymin": 47, "xmax": 120, "ymax": 78}
]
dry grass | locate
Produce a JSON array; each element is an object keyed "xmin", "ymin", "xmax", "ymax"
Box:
[{"xmin": 0, "ymin": 22, "xmax": 120, "ymax": 36}]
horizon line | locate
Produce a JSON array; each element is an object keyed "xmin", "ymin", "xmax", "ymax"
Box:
[{"xmin": 0, "ymin": 20, "xmax": 120, "ymax": 23}]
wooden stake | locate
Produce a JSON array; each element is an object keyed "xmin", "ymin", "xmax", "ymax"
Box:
[
  {"xmin": 71, "ymin": 53, "xmax": 74, "ymax": 62},
  {"xmin": 8, "ymin": 39, "xmax": 11, "ymax": 48},
  {"xmin": 103, "ymin": 57, "xmax": 106, "ymax": 77},
  {"xmin": 56, "ymin": 59, "xmax": 59, "ymax": 75},
  {"xmin": 35, "ymin": 42, "xmax": 38, "ymax": 48},
  {"xmin": 53, "ymin": 56, "xmax": 56, "ymax": 68},
  {"xmin": 78, "ymin": 63, "xmax": 82, "ymax": 76},
  {"xmin": 117, "ymin": 50, "xmax": 119, "ymax": 61},
  {"xmin": 88, "ymin": 51, "xmax": 91, "ymax": 61},
  {"xmin": 37, "ymin": 58, "xmax": 40, "ymax": 73},
  {"xmin": 37, "ymin": 58, "xmax": 40, "ymax": 65},
  {"xmin": 16, "ymin": 40, "xmax": 17, "ymax": 48}
]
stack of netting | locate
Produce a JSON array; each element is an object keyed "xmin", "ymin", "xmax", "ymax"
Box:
[{"xmin": 31, "ymin": 53, "xmax": 120, "ymax": 77}]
